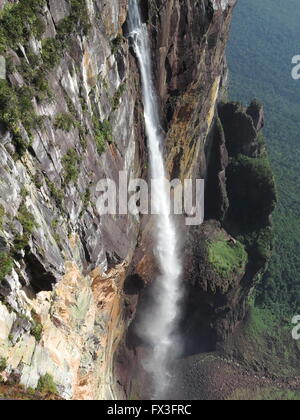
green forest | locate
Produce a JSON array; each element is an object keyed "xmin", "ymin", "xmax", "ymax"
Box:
[{"xmin": 227, "ymin": 0, "xmax": 300, "ymax": 316}]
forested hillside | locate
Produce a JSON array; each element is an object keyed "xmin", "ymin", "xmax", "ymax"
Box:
[{"xmin": 227, "ymin": 0, "xmax": 300, "ymax": 315}]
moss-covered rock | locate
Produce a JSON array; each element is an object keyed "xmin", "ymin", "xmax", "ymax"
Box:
[{"xmin": 208, "ymin": 233, "xmax": 248, "ymax": 279}]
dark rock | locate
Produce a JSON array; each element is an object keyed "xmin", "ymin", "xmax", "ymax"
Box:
[
  {"xmin": 205, "ymin": 117, "xmax": 229, "ymax": 221},
  {"xmin": 0, "ymin": 237, "xmax": 9, "ymax": 252},
  {"xmin": 218, "ymin": 102, "xmax": 259, "ymax": 157},
  {"xmin": 24, "ymin": 251, "xmax": 57, "ymax": 293},
  {"xmin": 247, "ymin": 99, "xmax": 265, "ymax": 132}
]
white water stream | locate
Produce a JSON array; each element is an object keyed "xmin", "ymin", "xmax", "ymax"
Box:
[{"xmin": 128, "ymin": 0, "xmax": 183, "ymax": 398}]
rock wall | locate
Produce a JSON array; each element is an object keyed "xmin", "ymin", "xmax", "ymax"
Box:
[
  {"xmin": 0, "ymin": 0, "xmax": 276, "ymax": 400},
  {"xmin": 0, "ymin": 0, "xmax": 142, "ymax": 399}
]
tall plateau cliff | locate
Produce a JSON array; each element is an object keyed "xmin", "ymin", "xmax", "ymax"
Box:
[{"xmin": 0, "ymin": 0, "xmax": 277, "ymax": 400}]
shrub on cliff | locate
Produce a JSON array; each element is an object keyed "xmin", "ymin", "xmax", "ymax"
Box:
[
  {"xmin": 57, "ymin": 0, "xmax": 90, "ymax": 38},
  {"xmin": 0, "ymin": 0, "xmax": 45, "ymax": 52},
  {"xmin": 0, "ymin": 357, "xmax": 7, "ymax": 373},
  {"xmin": 94, "ymin": 119, "xmax": 113, "ymax": 154},
  {"xmin": 13, "ymin": 204, "xmax": 37, "ymax": 252},
  {"xmin": 111, "ymin": 83, "xmax": 126, "ymax": 111},
  {"xmin": 0, "ymin": 205, "xmax": 5, "ymax": 230},
  {"xmin": 18, "ymin": 204, "xmax": 36, "ymax": 235},
  {"xmin": 62, "ymin": 149, "xmax": 81, "ymax": 184},
  {"xmin": 110, "ymin": 34, "xmax": 123, "ymax": 55},
  {"xmin": 41, "ymin": 38, "xmax": 63, "ymax": 72},
  {"xmin": 0, "ymin": 80, "xmax": 41, "ymax": 158},
  {"xmin": 30, "ymin": 311, "xmax": 43, "ymax": 343},
  {"xmin": 36, "ymin": 374, "xmax": 58, "ymax": 395},
  {"xmin": 0, "ymin": 252, "xmax": 13, "ymax": 283},
  {"xmin": 54, "ymin": 113, "xmax": 75, "ymax": 132}
]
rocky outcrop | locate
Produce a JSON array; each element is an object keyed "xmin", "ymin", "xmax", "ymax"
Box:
[
  {"xmin": 0, "ymin": 261, "xmax": 127, "ymax": 399},
  {"xmin": 180, "ymin": 101, "xmax": 276, "ymax": 355}
]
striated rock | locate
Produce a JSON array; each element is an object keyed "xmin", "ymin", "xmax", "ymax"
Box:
[{"xmin": 0, "ymin": 0, "xmax": 142, "ymax": 399}]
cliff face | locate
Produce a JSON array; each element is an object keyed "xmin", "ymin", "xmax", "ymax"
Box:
[
  {"xmin": 0, "ymin": 0, "xmax": 276, "ymax": 400},
  {"xmin": 0, "ymin": 0, "xmax": 140, "ymax": 400}
]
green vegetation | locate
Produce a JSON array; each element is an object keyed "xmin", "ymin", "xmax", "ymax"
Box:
[
  {"xmin": 0, "ymin": 205, "xmax": 5, "ymax": 229},
  {"xmin": 39, "ymin": 0, "xmax": 90, "ymax": 71},
  {"xmin": 36, "ymin": 374, "xmax": 58, "ymax": 395},
  {"xmin": 40, "ymin": 38, "xmax": 63, "ymax": 71},
  {"xmin": 20, "ymin": 56, "xmax": 53, "ymax": 103},
  {"xmin": 110, "ymin": 34, "xmax": 123, "ymax": 55},
  {"xmin": 0, "ymin": 0, "xmax": 45, "ymax": 52},
  {"xmin": 54, "ymin": 113, "xmax": 75, "ymax": 132},
  {"xmin": 57, "ymin": 0, "xmax": 90, "ymax": 38},
  {"xmin": 13, "ymin": 235, "xmax": 29, "ymax": 252},
  {"xmin": 0, "ymin": 0, "xmax": 91, "ymax": 158},
  {"xmin": 18, "ymin": 204, "xmax": 36, "ymax": 235},
  {"xmin": 13, "ymin": 204, "xmax": 37, "ymax": 251},
  {"xmin": 79, "ymin": 126, "xmax": 88, "ymax": 150},
  {"xmin": 222, "ymin": 304, "xmax": 300, "ymax": 380},
  {"xmin": 0, "ymin": 383, "xmax": 62, "ymax": 400},
  {"xmin": 243, "ymin": 226, "xmax": 274, "ymax": 264},
  {"xmin": 51, "ymin": 219, "xmax": 62, "ymax": 248},
  {"xmin": 94, "ymin": 119, "xmax": 113, "ymax": 154},
  {"xmin": 0, "ymin": 80, "xmax": 42, "ymax": 158},
  {"xmin": 62, "ymin": 149, "xmax": 81, "ymax": 184},
  {"xmin": 30, "ymin": 311, "xmax": 43, "ymax": 343},
  {"xmin": 243, "ymin": 306, "xmax": 300, "ymax": 377},
  {"xmin": 228, "ymin": 0, "xmax": 300, "ymax": 314},
  {"xmin": 0, "ymin": 252, "xmax": 13, "ymax": 283},
  {"xmin": 208, "ymin": 234, "xmax": 248, "ymax": 278},
  {"xmin": 111, "ymin": 83, "xmax": 126, "ymax": 111},
  {"xmin": 46, "ymin": 180, "xmax": 65, "ymax": 209},
  {"xmin": 0, "ymin": 357, "xmax": 7, "ymax": 373},
  {"xmin": 82, "ymin": 189, "xmax": 91, "ymax": 210},
  {"xmin": 79, "ymin": 188, "xmax": 91, "ymax": 218}
]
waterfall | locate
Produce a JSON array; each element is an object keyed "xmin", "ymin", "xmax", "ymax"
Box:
[{"xmin": 128, "ymin": 0, "xmax": 183, "ymax": 399}]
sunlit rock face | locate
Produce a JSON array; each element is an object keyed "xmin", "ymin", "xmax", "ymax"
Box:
[{"xmin": 0, "ymin": 0, "xmax": 275, "ymax": 401}]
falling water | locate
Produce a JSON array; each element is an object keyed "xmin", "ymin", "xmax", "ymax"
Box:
[{"xmin": 128, "ymin": 0, "xmax": 183, "ymax": 398}]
